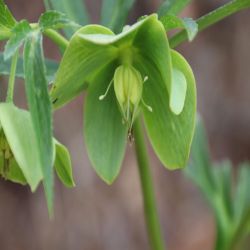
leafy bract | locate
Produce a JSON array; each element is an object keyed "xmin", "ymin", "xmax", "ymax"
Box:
[
  {"xmin": 39, "ymin": 10, "xmax": 80, "ymax": 31},
  {"xmin": 54, "ymin": 140, "xmax": 75, "ymax": 187},
  {"xmin": 100, "ymin": 0, "xmax": 135, "ymax": 33},
  {"xmin": 0, "ymin": 0, "xmax": 16, "ymax": 40},
  {"xmin": 24, "ymin": 31, "xmax": 54, "ymax": 214},
  {"xmin": 0, "ymin": 53, "xmax": 58, "ymax": 82},
  {"xmin": 4, "ymin": 20, "xmax": 32, "ymax": 60},
  {"xmin": 140, "ymin": 49, "xmax": 196, "ymax": 169},
  {"xmin": 160, "ymin": 15, "xmax": 198, "ymax": 41},
  {"xmin": 158, "ymin": 0, "xmax": 192, "ymax": 17},
  {"xmin": 0, "ymin": 103, "xmax": 43, "ymax": 191},
  {"xmin": 84, "ymin": 64, "xmax": 127, "ymax": 183}
]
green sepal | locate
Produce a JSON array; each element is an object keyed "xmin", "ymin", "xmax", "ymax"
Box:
[
  {"xmin": 54, "ymin": 139, "xmax": 75, "ymax": 188},
  {"xmin": 141, "ymin": 49, "xmax": 196, "ymax": 169},
  {"xmin": 0, "ymin": 103, "xmax": 43, "ymax": 191},
  {"xmin": 84, "ymin": 64, "xmax": 127, "ymax": 184},
  {"xmin": 50, "ymin": 24, "xmax": 115, "ymax": 109}
]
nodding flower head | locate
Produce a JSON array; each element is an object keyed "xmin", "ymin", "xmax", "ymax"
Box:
[{"xmin": 50, "ymin": 14, "xmax": 196, "ymax": 183}]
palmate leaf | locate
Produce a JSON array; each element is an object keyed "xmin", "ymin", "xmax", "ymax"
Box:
[
  {"xmin": 4, "ymin": 20, "xmax": 32, "ymax": 60},
  {"xmin": 24, "ymin": 31, "xmax": 54, "ymax": 214},
  {"xmin": 100, "ymin": 0, "xmax": 135, "ymax": 33},
  {"xmin": 0, "ymin": 0, "xmax": 16, "ymax": 40},
  {"xmin": 39, "ymin": 10, "xmax": 80, "ymax": 31}
]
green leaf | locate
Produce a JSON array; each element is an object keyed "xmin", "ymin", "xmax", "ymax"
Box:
[
  {"xmin": 0, "ymin": 53, "xmax": 58, "ymax": 82},
  {"xmin": 24, "ymin": 31, "xmax": 54, "ymax": 214},
  {"xmin": 39, "ymin": 10, "xmax": 80, "ymax": 31},
  {"xmin": 141, "ymin": 49, "xmax": 196, "ymax": 169},
  {"xmin": 234, "ymin": 163, "xmax": 250, "ymax": 227},
  {"xmin": 4, "ymin": 20, "xmax": 32, "ymax": 60},
  {"xmin": 0, "ymin": 103, "xmax": 43, "ymax": 190},
  {"xmin": 185, "ymin": 116, "xmax": 215, "ymax": 197},
  {"xmin": 101, "ymin": 0, "xmax": 135, "ymax": 33},
  {"xmin": 84, "ymin": 63, "xmax": 127, "ymax": 184},
  {"xmin": 0, "ymin": 0, "xmax": 16, "ymax": 40},
  {"xmin": 46, "ymin": 0, "xmax": 89, "ymax": 37},
  {"xmin": 170, "ymin": 68, "xmax": 187, "ymax": 115},
  {"xmin": 158, "ymin": 0, "xmax": 192, "ymax": 17},
  {"xmin": 50, "ymin": 24, "xmax": 116, "ymax": 109},
  {"xmin": 160, "ymin": 15, "xmax": 198, "ymax": 41},
  {"xmin": 54, "ymin": 140, "xmax": 75, "ymax": 188}
]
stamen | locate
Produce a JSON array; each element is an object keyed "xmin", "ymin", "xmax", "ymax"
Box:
[
  {"xmin": 141, "ymin": 98, "xmax": 153, "ymax": 112},
  {"xmin": 99, "ymin": 79, "xmax": 114, "ymax": 100}
]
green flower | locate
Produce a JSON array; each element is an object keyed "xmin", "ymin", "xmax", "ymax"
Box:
[
  {"xmin": 0, "ymin": 103, "xmax": 75, "ymax": 189},
  {"xmin": 50, "ymin": 14, "xmax": 196, "ymax": 183}
]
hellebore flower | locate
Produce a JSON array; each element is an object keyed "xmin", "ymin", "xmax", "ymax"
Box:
[
  {"xmin": 0, "ymin": 103, "xmax": 75, "ymax": 189},
  {"xmin": 50, "ymin": 14, "xmax": 196, "ymax": 183}
]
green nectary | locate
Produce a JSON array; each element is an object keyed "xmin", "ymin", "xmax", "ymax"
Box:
[{"xmin": 50, "ymin": 14, "xmax": 197, "ymax": 183}]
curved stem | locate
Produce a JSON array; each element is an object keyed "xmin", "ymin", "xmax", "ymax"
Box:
[
  {"xmin": 169, "ymin": 0, "xmax": 250, "ymax": 48},
  {"xmin": 133, "ymin": 119, "xmax": 166, "ymax": 250},
  {"xmin": 43, "ymin": 29, "xmax": 69, "ymax": 51},
  {"xmin": 6, "ymin": 50, "xmax": 19, "ymax": 103}
]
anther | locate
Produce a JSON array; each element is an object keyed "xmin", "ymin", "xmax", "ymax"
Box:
[
  {"xmin": 141, "ymin": 98, "xmax": 153, "ymax": 112},
  {"xmin": 99, "ymin": 79, "xmax": 114, "ymax": 100}
]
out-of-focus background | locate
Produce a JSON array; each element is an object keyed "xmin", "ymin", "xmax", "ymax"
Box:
[{"xmin": 0, "ymin": 0, "xmax": 250, "ymax": 249}]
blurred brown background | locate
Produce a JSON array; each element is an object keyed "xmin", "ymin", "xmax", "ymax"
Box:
[{"xmin": 0, "ymin": 0, "xmax": 250, "ymax": 249}]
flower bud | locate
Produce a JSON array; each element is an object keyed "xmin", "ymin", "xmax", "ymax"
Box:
[{"xmin": 114, "ymin": 64, "xmax": 143, "ymax": 127}]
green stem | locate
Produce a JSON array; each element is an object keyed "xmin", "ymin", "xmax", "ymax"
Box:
[
  {"xmin": 133, "ymin": 119, "xmax": 166, "ymax": 250},
  {"xmin": 43, "ymin": 29, "xmax": 69, "ymax": 51},
  {"xmin": 6, "ymin": 51, "xmax": 19, "ymax": 103},
  {"xmin": 169, "ymin": 0, "xmax": 250, "ymax": 48}
]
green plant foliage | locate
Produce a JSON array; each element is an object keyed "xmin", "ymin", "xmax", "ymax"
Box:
[
  {"xmin": 0, "ymin": 104, "xmax": 75, "ymax": 190},
  {"xmin": 54, "ymin": 140, "xmax": 75, "ymax": 188},
  {"xmin": 51, "ymin": 15, "xmax": 196, "ymax": 182},
  {"xmin": 39, "ymin": 10, "xmax": 80, "ymax": 31},
  {"xmin": 158, "ymin": 0, "xmax": 192, "ymax": 17},
  {"xmin": 100, "ymin": 0, "xmax": 135, "ymax": 33},
  {"xmin": 0, "ymin": 0, "xmax": 16, "ymax": 40},
  {"xmin": 0, "ymin": 53, "xmax": 58, "ymax": 82},
  {"xmin": 45, "ymin": 0, "xmax": 89, "ymax": 37},
  {"xmin": 160, "ymin": 15, "xmax": 198, "ymax": 41},
  {"xmin": 186, "ymin": 117, "xmax": 250, "ymax": 250},
  {"xmin": 4, "ymin": 20, "xmax": 32, "ymax": 60},
  {"xmin": 24, "ymin": 31, "xmax": 54, "ymax": 214},
  {"xmin": 0, "ymin": 103, "xmax": 43, "ymax": 191}
]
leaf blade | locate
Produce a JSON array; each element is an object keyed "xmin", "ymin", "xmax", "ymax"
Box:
[{"xmin": 24, "ymin": 31, "xmax": 54, "ymax": 214}]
